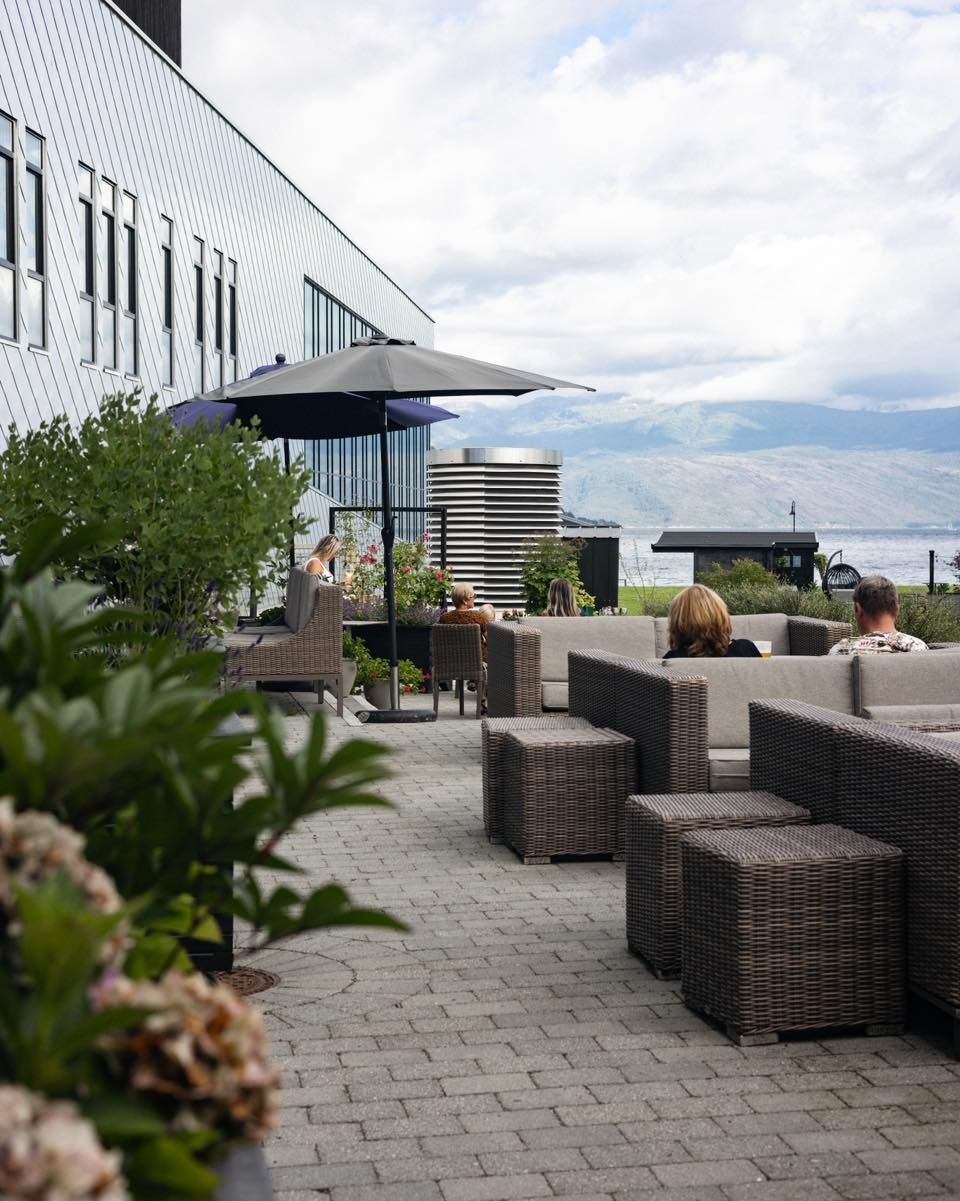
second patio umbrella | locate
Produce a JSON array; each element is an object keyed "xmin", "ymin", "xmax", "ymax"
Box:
[{"xmin": 197, "ymin": 337, "xmax": 595, "ymax": 714}]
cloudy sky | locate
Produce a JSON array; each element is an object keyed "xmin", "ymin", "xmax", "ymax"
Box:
[{"xmin": 183, "ymin": 1, "xmax": 960, "ymax": 415}]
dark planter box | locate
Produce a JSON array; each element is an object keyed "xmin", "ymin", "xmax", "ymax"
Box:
[{"xmin": 349, "ymin": 622, "xmax": 433, "ymax": 675}]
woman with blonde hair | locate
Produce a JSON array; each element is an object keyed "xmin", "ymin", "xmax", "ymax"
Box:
[
  {"xmin": 664, "ymin": 584, "xmax": 760, "ymax": 659},
  {"xmin": 303, "ymin": 533, "xmax": 350, "ymax": 585},
  {"xmin": 545, "ymin": 578, "xmax": 579, "ymax": 617},
  {"xmin": 437, "ymin": 582, "xmax": 494, "ymax": 660}
]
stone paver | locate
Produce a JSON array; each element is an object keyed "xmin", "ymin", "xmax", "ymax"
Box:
[{"xmin": 245, "ymin": 689, "xmax": 960, "ymax": 1199}]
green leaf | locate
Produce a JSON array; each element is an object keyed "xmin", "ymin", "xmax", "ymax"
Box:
[{"xmin": 127, "ymin": 1136, "xmax": 219, "ymax": 1195}]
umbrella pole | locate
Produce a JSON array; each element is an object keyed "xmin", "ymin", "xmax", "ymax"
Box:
[
  {"xmin": 379, "ymin": 398, "xmax": 400, "ymax": 710},
  {"xmin": 284, "ymin": 438, "xmax": 295, "ymax": 569}
]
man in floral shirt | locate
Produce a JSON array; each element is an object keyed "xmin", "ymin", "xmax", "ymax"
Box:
[{"xmin": 829, "ymin": 575, "xmax": 927, "ymax": 655}]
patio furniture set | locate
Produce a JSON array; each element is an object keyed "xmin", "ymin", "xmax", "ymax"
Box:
[{"xmin": 481, "ymin": 620, "xmax": 960, "ymax": 1050}]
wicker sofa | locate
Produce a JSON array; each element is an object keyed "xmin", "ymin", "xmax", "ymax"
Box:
[
  {"xmin": 568, "ymin": 648, "xmax": 960, "ymax": 795},
  {"xmin": 749, "ymin": 697, "xmax": 960, "ymax": 1051},
  {"xmin": 224, "ymin": 569, "xmax": 344, "ymax": 713},
  {"xmin": 487, "ymin": 613, "xmax": 850, "ymax": 718}
]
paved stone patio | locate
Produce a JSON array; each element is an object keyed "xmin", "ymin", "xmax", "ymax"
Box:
[{"xmin": 243, "ymin": 690, "xmax": 960, "ymax": 1201}]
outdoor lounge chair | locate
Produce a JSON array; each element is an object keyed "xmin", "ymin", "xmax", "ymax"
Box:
[
  {"xmin": 430, "ymin": 624, "xmax": 485, "ymax": 718},
  {"xmin": 224, "ymin": 569, "xmax": 344, "ymax": 714}
]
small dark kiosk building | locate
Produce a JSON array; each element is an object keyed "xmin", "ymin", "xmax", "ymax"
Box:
[{"xmin": 652, "ymin": 530, "xmax": 819, "ymax": 589}]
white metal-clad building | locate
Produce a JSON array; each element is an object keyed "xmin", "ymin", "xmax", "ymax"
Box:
[
  {"xmin": 427, "ymin": 447, "xmax": 563, "ymax": 609},
  {"xmin": 0, "ymin": 0, "xmax": 434, "ymax": 541}
]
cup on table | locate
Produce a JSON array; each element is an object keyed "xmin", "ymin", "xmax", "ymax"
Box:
[{"xmin": 755, "ymin": 640, "xmax": 773, "ymax": 658}]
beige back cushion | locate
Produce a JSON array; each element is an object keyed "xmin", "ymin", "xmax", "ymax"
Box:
[
  {"xmin": 517, "ymin": 616, "xmax": 658, "ymax": 681},
  {"xmin": 663, "ymin": 656, "xmax": 856, "ymax": 747},
  {"xmin": 654, "ymin": 612, "xmax": 790, "ymax": 657},
  {"xmin": 856, "ymin": 653, "xmax": 960, "ymax": 712},
  {"xmin": 286, "ymin": 568, "xmax": 319, "ymax": 632}
]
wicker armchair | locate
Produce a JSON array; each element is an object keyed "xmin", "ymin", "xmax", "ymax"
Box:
[
  {"xmin": 749, "ymin": 698, "xmax": 960, "ymax": 1051},
  {"xmin": 430, "ymin": 623, "xmax": 484, "ymax": 718},
  {"xmin": 224, "ymin": 570, "xmax": 344, "ymax": 714}
]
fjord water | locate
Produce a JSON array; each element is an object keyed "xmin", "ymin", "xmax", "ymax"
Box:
[{"xmin": 619, "ymin": 529, "xmax": 960, "ymax": 587}]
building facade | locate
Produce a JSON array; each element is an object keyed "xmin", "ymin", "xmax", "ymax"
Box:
[
  {"xmin": 427, "ymin": 447, "xmax": 563, "ymax": 609},
  {"xmin": 0, "ymin": 0, "xmax": 434, "ymax": 545}
]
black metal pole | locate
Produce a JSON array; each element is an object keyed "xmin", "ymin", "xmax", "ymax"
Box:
[
  {"xmin": 284, "ymin": 438, "xmax": 294, "ymax": 569},
  {"xmin": 929, "ymin": 549, "xmax": 936, "ymax": 595},
  {"xmin": 379, "ymin": 398, "xmax": 399, "ymax": 709}
]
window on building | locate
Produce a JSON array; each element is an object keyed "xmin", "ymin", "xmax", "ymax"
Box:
[
  {"xmin": 101, "ymin": 179, "xmax": 117, "ymax": 370},
  {"xmin": 161, "ymin": 215, "xmax": 173, "ymax": 386},
  {"xmin": 193, "ymin": 236, "xmax": 204, "ymax": 393},
  {"xmin": 121, "ymin": 192, "xmax": 137, "ymax": 375},
  {"xmin": 213, "ymin": 249, "xmax": 224, "ymax": 384},
  {"xmin": 0, "ymin": 113, "xmax": 16, "ymax": 342},
  {"xmin": 227, "ymin": 257, "xmax": 237, "ymax": 380},
  {"xmin": 78, "ymin": 164, "xmax": 95, "ymax": 362},
  {"xmin": 24, "ymin": 131, "xmax": 45, "ymax": 349}
]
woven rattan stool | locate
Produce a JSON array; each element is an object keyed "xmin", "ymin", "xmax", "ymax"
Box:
[
  {"xmin": 481, "ymin": 716, "xmax": 593, "ymax": 843},
  {"xmin": 626, "ymin": 792, "xmax": 810, "ymax": 980},
  {"xmin": 681, "ymin": 824, "xmax": 905, "ymax": 1045},
  {"xmin": 503, "ymin": 727, "xmax": 635, "ymax": 864}
]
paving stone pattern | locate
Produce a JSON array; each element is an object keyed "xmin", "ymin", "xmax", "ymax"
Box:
[{"xmin": 244, "ymin": 692, "xmax": 960, "ymax": 1201}]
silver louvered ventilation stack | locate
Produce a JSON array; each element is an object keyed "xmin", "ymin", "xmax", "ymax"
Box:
[{"xmin": 427, "ymin": 448, "xmax": 563, "ymax": 610}]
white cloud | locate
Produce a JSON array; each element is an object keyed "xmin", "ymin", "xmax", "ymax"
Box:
[{"xmin": 184, "ymin": 0, "xmax": 960, "ymax": 413}]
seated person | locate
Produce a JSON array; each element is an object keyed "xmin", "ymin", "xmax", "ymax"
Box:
[
  {"xmin": 302, "ymin": 534, "xmax": 352, "ymax": 586},
  {"xmin": 438, "ymin": 582, "xmax": 493, "ymax": 661},
  {"xmin": 544, "ymin": 577, "xmax": 579, "ymax": 617},
  {"xmin": 829, "ymin": 575, "xmax": 927, "ymax": 654},
  {"xmin": 663, "ymin": 584, "xmax": 761, "ymax": 659}
]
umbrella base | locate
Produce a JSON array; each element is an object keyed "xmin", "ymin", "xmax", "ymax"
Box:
[{"xmin": 358, "ymin": 710, "xmax": 437, "ymax": 724}]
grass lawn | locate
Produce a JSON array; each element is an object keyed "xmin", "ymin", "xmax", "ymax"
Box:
[{"xmin": 618, "ymin": 584, "xmax": 683, "ymax": 615}]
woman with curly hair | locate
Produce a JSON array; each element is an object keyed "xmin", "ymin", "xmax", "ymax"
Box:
[{"xmin": 664, "ymin": 584, "xmax": 760, "ymax": 659}]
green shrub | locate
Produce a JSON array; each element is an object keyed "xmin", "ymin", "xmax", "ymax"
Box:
[
  {"xmin": 0, "ymin": 392, "xmax": 310, "ymax": 648},
  {"xmin": 897, "ymin": 595, "xmax": 960, "ymax": 644},
  {"xmin": 519, "ymin": 534, "xmax": 593, "ymax": 613},
  {"xmin": 698, "ymin": 558, "xmax": 781, "ymax": 590}
]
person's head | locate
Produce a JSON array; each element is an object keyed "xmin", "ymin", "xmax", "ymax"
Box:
[
  {"xmin": 310, "ymin": 533, "xmax": 341, "ymax": 563},
  {"xmin": 450, "ymin": 582, "xmax": 477, "ymax": 610},
  {"xmin": 668, "ymin": 584, "xmax": 732, "ymax": 656},
  {"xmin": 546, "ymin": 578, "xmax": 579, "ymax": 617},
  {"xmin": 852, "ymin": 575, "xmax": 900, "ymax": 632},
  {"xmin": 476, "ymin": 603, "xmax": 496, "ymax": 621}
]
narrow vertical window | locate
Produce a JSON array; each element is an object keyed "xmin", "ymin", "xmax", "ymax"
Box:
[
  {"xmin": 161, "ymin": 216, "xmax": 173, "ymax": 387},
  {"xmin": 101, "ymin": 179, "xmax": 117, "ymax": 370},
  {"xmin": 121, "ymin": 192, "xmax": 137, "ymax": 375},
  {"xmin": 213, "ymin": 249, "xmax": 224, "ymax": 384},
  {"xmin": 227, "ymin": 257, "xmax": 237, "ymax": 380},
  {"xmin": 193, "ymin": 236, "xmax": 204, "ymax": 393},
  {"xmin": 78, "ymin": 164, "xmax": 95, "ymax": 362},
  {"xmin": 24, "ymin": 131, "xmax": 45, "ymax": 348},
  {"xmin": 0, "ymin": 113, "xmax": 16, "ymax": 341}
]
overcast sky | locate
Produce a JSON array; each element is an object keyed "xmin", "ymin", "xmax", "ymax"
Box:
[{"xmin": 183, "ymin": 1, "xmax": 960, "ymax": 413}]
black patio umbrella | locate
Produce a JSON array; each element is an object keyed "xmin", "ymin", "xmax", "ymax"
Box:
[{"xmin": 192, "ymin": 336, "xmax": 595, "ymax": 715}]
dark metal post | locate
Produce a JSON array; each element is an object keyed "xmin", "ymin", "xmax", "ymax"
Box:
[
  {"xmin": 283, "ymin": 438, "xmax": 294, "ymax": 569},
  {"xmin": 930, "ymin": 549, "xmax": 936, "ymax": 595},
  {"xmin": 379, "ymin": 398, "xmax": 399, "ymax": 709}
]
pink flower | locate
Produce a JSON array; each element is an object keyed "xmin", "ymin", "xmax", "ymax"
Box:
[
  {"xmin": 435, "ymin": 571, "xmax": 443, "ymax": 580},
  {"xmin": 422, "ymin": 532, "xmax": 430, "ymax": 541},
  {"xmin": 403, "ymin": 566, "xmax": 411, "ymax": 574}
]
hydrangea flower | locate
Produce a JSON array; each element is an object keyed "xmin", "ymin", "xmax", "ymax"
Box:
[
  {"xmin": 0, "ymin": 1085, "xmax": 128, "ymax": 1201},
  {"xmin": 0, "ymin": 800, "xmax": 127, "ymax": 968},
  {"xmin": 95, "ymin": 971, "xmax": 280, "ymax": 1141}
]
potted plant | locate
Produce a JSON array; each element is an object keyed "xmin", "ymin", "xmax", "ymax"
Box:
[{"xmin": 0, "ymin": 522, "xmax": 406, "ymax": 1200}]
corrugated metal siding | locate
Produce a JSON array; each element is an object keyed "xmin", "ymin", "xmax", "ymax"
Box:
[{"xmin": 0, "ymin": 0, "xmax": 433, "ymax": 439}]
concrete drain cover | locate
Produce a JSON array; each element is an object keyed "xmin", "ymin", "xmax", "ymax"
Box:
[{"xmin": 217, "ymin": 967, "xmax": 280, "ymax": 996}]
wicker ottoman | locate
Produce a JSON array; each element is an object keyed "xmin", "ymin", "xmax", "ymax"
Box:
[
  {"xmin": 503, "ymin": 727, "xmax": 635, "ymax": 864},
  {"xmin": 626, "ymin": 792, "xmax": 810, "ymax": 980},
  {"xmin": 482, "ymin": 716, "xmax": 594, "ymax": 842},
  {"xmin": 681, "ymin": 824, "xmax": 905, "ymax": 1045}
]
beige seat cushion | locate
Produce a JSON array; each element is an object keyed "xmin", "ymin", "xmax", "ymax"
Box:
[
  {"xmin": 708, "ymin": 748, "xmax": 751, "ymax": 792},
  {"xmin": 518, "ymin": 616, "xmax": 658, "ymax": 682},
  {"xmin": 541, "ymin": 682, "xmax": 569, "ymax": 710},
  {"xmin": 861, "ymin": 703, "xmax": 960, "ymax": 730}
]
